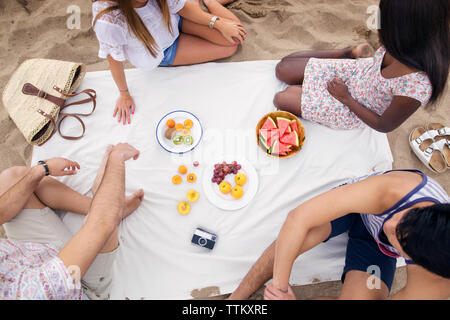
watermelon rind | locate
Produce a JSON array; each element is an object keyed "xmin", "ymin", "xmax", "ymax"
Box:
[
  {"xmin": 259, "ymin": 132, "xmax": 270, "ymax": 151},
  {"xmin": 294, "ymin": 131, "xmax": 300, "ymax": 147},
  {"xmin": 269, "ymin": 139, "xmax": 279, "ymax": 155}
]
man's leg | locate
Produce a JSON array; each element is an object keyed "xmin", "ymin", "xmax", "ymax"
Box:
[{"xmin": 229, "ymin": 223, "xmax": 331, "ymax": 300}]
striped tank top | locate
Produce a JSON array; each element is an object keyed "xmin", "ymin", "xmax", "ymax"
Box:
[{"xmin": 349, "ymin": 170, "xmax": 449, "ymax": 262}]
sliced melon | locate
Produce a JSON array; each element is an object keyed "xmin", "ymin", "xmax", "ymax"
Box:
[
  {"xmin": 290, "ymin": 119, "xmax": 300, "ymax": 135},
  {"xmin": 276, "ymin": 117, "xmax": 291, "ymax": 137},
  {"xmin": 280, "ymin": 131, "xmax": 300, "ymax": 147},
  {"xmin": 261, "ymin": 117, "xmax": 277, "ymax": 131}
]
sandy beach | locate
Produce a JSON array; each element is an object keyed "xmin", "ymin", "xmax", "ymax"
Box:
[{"xmin": 0, "ymin": 0, "xmax": 448, "ymax": 299}]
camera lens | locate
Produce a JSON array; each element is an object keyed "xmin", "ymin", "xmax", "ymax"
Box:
[{"xmin": 198, "ymin": 238, "xmax": 207, "ymax": 247}]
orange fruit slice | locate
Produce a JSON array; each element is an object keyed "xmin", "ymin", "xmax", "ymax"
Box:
[
  {"xmin": 187, "ymin": 190, "xmax": 199, "ymax": 203},
  {"xmin": 166, "ymin": 119, "xmax": 175, "ymax": 128},
  {"xmin": 187, "ymin": 173, "xmax": 197, "ymax": 183},
  {"xmin": 178, "ymin": 165, "xmax": 188, "ymax": 174},
  {"xmin": 177, "ymin": 201, "xmax": 191, "ymax": 215},
  {"xmin": 184, "ymin": 119, "xmax": 193, "ymax": 129},
  {"xmin": 175, "ymin": 123, "xmax": 184, "ymax": 131},
  {"xmin": 172, "ymin": 175, "xmax": 182, "ymax": 185}
]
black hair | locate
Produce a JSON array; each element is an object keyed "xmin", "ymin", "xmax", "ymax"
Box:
[
  {"xmin": 378, "ymin": 0, "xmax": 450, "ymax": 104},
  {"xmin": 396, "ymin": 203, "xmax": 450, "ymax": 278}
]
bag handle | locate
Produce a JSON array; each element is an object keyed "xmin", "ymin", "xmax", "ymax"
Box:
[
  {"xmin": 53, "ymin": 86, "xmax": 96, "ymax": 141},
  {"xmin": 23, "ymin": 83, "xmax": 96, "ymax": 144}
]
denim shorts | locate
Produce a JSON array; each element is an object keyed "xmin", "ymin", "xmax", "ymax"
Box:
[
  {"xmin": 324, "ymin": 213, "xmax": 397, "ymax": 291},
  {"xmin": 159, "ymin": 17, "xmax": 183, "ymax": 67}
]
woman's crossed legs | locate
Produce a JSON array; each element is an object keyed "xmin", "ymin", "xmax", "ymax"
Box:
[{"xmin": 273, "ymin": 44, "xmax": 375, "ymax": 116}]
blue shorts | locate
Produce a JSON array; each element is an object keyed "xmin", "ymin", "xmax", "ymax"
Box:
[
  {"xmin": 325, "ymin": 213, "xmax": 397, "ymax": 291},
  {"xmin": 159, "ymin": 17, "xmax": 183, "ymax": 67}
]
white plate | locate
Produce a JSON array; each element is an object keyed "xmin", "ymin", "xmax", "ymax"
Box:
[
  {"xmin": 156, "ymin": 110, "xmax": 203, "ymax": 154},
  {"xmin": 202, "ymin": 157, "xmax": 259, "ymax": 211}
]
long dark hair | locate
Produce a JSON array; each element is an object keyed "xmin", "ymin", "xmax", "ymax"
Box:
[
  {"xmin": 92, "ymin": 0, "xmax": 172, "ymax": 58},
  {"xmin": 378, "ymin": 0, "xmax": 450, "ymax": 104}
]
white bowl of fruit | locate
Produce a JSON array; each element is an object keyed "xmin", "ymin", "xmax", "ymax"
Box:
[
  {"xmin": 202, "ymin": 158, "xmax": 258, "ymax": 211},
  {"xmin": 156, "ymin": 110, "xmax": 203, "ymax": 154}
]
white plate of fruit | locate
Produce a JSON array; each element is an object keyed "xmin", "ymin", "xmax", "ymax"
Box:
[
  {"xmin": 156, "ymin": 110, "xmax": 203, "ymax": 154},
  {"xmin": 202, "ymin": 157, "xmax": 259, "ymax": 211}
]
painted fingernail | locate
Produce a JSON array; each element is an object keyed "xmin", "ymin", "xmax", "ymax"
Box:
[{"xmin": 234, "ymin": 43, "xmax": 237, "ymax": 47}]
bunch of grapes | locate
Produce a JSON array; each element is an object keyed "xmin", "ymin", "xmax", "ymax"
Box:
[{"xmin": 211, "ymin": 161, "xmax": 242, "ymax": 184}]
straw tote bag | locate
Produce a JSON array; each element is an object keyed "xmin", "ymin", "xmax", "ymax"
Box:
[{"xmin": 2, "ymin": 58, "xmax": 97, "ymax": 146}]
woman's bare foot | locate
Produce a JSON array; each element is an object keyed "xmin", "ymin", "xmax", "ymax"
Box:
[
  {"xmin": 123, "ymin": 189, "xmax": 144, "ymax": 219},
  {"xmin": 91, "ymin": 145, "xmax": 113, "ymax": 195},
  {"xmin": 351, "ymin": 43, "xmax": 375, "ymax": 59}
]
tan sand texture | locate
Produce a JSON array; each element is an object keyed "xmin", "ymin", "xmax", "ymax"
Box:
[{"xmin": 1, "ymin": 0, "xmax": 449, "ymax": 299}]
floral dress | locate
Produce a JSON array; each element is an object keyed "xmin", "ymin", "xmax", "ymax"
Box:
[
  {"xmin": 300, "ymin": 46, "xmax": 433, "ymax": 130},
  {"xmin": 0, "ymin": 240, "xmax": 85, "ymax": 300}
]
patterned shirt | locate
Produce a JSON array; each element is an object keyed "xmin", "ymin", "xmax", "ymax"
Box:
[
  {"xmin": 301, "ymin": 46, "xmax": 433, "ymax": 130},
  {"xmin": 0, "ymin": 240, "xmax": 86, "ymax": 300}
]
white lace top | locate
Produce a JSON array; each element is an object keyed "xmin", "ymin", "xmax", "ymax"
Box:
[{"xmin": 92, "ymin": 0, "xmax": 186, "ymax": 70}]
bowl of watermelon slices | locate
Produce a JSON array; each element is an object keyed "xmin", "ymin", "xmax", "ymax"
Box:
[{"xmin": 256, "ymin": 111, "xmax": 306, "ymax": 158}]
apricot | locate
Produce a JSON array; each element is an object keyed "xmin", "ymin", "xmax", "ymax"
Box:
[
  {"xmin": 177, "ymin": 201, "xmax": 191, "ymax": 215},
  {"xmin": 187, "ymin": 190, "xmax": 199, "ymax": 203},
  {"xmin": 172, "ymin": 175, "xmax": 182, "ymax": 185},
  {"xmin": 235, "ymin": 173, "xmax": 247, "ymax": 186},
  {"xmin": 187, "ymin": 173, "xmax": 197, "ymax": 183},
  {"xmin": 219, "ymin": 181, "xmax": 232, "ymax": 194},
  {"xmin": 178, "ymin": 165, "xmax": 188, "ymax": 174},
  {"xmin": 231, "ymin": 186, "xmax": 244, "ymax": 199}
]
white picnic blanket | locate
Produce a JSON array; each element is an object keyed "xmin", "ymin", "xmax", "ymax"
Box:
[{"xmin": 32, "ymin": 60, "xmax": 396, "ymax": 299}]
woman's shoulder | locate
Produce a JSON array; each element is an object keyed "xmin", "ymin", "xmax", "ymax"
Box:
[{"xmin": 92, "ymin": 0, "xmax": 126, "ymax": 27}]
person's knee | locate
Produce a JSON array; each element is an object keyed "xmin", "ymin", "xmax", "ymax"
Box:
[
  {"xmin": 275, "ymin": 59, "xmax": 290, "ymax": 82},
  {"xmin": 222, "ymin": 44, "xmax": 238, "ymax": 58},
  {"xmin": 273, "ymin": 91, "xmax": 286, "ymax": 108}
]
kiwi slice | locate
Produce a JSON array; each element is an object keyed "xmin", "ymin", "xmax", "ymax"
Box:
[
  {"xmin": 183, "ymin": 135, "xmax": 193, "ymax": 145},
  {"xmin": 173, "ymin": 135, "xmax": 183, "ymax": 145}
]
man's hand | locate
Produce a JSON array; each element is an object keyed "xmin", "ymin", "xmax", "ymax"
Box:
[
  {"xmin": 111, "ymin": 143, "xmax": 140, "ymax": 162},
  {"xmin": 45, "ymin": 158, "xmax": 80, "ymax": 176},
  {"xmin": 264, "ymin": 283, "xmax": 296, "ymax": 300},
  {"xmin": 327, "ymin": 78, "xmax": 352, "ymax": 105}
]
